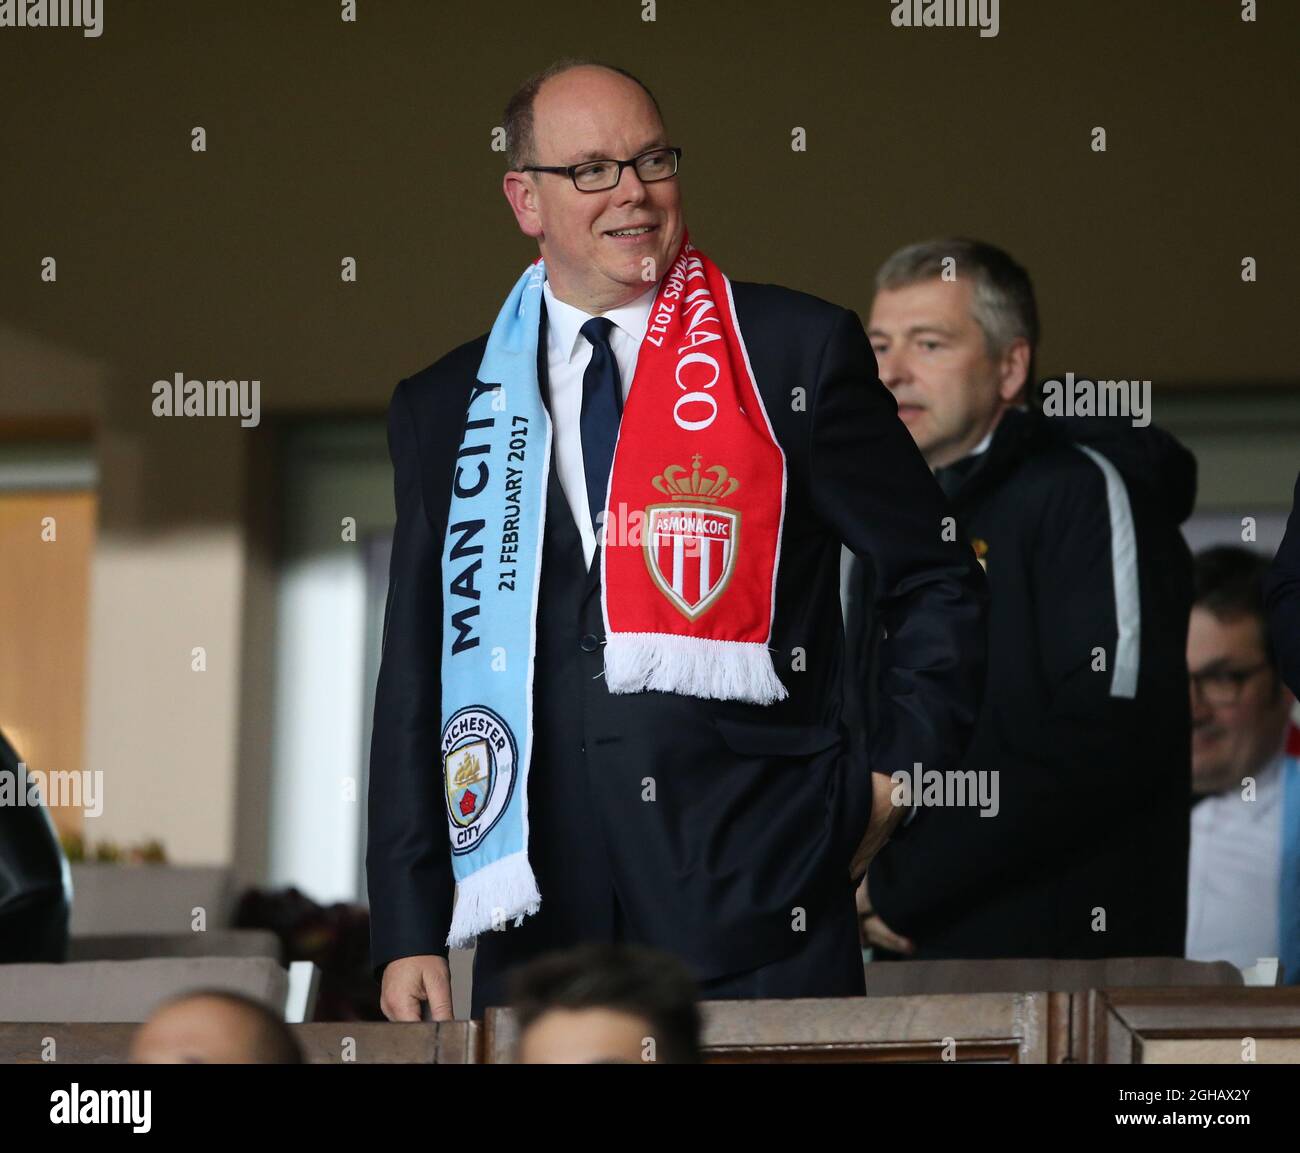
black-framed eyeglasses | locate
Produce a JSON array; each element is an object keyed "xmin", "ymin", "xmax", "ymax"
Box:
[
  {"xmin": 1189, "ymin": 661, "xmax": 1271, "ymax": 706},
  {"xmin": 521, "ymin": 146, "xmax": 682, "ymax": 192}
]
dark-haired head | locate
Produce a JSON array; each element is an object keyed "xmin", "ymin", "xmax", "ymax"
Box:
[
  {"xmin": 510, "ymin": 942, "xmax": 702, "ymax": 1064},
  {"xmin": 1188, "ymin": 545, "xmax": 1292, "ymax": 795}
]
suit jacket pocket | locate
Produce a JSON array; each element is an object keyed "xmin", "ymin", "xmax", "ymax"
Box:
[
  {"xmin": 714, "ymin": 717, "xmax": 869, "ymax": 878},
  {"xmin": 712, "ymin": 717, "xmax": 843, "ymax": 758},
  {"xmin": 711, "ymin": 716, "xmax": 863, "ymax": 880}
]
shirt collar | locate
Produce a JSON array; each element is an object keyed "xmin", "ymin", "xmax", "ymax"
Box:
[
  {"xmin": 1199, "ymin": 749, "xmax": 1286, "ymax": 806},
  {"xmin": 542, "ymin": 276, "xmax": 658, "ymax": 363},
  {"xmin": 962, "ymin": 404, "xmax": 1028, "ymax": 464}
]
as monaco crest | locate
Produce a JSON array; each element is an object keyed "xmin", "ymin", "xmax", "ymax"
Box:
[{"xmin": 644, "ymin": 455, "xmax": 741, "ymax": 620}]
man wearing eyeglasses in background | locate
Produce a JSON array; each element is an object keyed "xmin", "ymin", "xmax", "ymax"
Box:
[
  {"xmin": 1186, "ymin": 546, "xmax": 1298, "ymax": 974},
  {"xmin": 367, "ymin": 58, "xmax": 988, "ymax": 1021}
]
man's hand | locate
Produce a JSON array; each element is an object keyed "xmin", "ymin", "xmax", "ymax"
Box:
[
  {"xmin": 380, "ymin": 954, "xmax": 454, "ymax": 1022},
  {"xmin": 855, "ymin": 874, "xmax": 916, "ymax": 955},
  {"xmin": 848, "ymin": 771, "xmax": 907, "ymax": 882}
]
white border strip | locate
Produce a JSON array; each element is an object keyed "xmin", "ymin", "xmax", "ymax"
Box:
[{"xmin": 1077, "ymin": 444, "xmax": 1140, "ymax": 699}]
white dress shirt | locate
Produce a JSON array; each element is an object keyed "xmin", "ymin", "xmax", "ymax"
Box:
[
  {"xmin": 1185, "ymin": 752, "xmax": 1283, "ymax": 969},
  {"xmin": 542, "ymin": 276, "xmax": 658, "ymax": 569}
]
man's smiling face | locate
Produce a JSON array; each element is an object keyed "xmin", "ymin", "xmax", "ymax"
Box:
[{"xmin": 503, "ymin": 65, "xmax": 684, "ymax": 313}]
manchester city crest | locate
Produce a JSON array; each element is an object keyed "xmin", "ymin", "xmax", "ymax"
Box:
[
  {"xmin": 441, "ymin": 705, "xmax": 518, "ymax": 855},
  {"xmin": 644, "ymin": 455, "xmax": 741, "ymax": 620}
]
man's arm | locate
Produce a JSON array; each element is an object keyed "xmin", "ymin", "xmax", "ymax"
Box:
[
  {"xmin": 1266, "ymin": 471, "xmax": 1300, "ymax": 700},
  {"xmin": 809, "ymin": 306, "xmax": 989, "ymax": 803},
  {"xmin": 367, "ymin": 379, "xmax": 455, "ymax": 981}
]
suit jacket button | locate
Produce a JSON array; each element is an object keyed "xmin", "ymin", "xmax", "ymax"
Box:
[{"xmin": 580, "ymin": 634, "xmax": 599, "ymax": 652}]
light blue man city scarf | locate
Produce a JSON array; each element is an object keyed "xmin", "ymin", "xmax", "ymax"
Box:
[{"xmin": 438, "ymin": 259, "xmax": 550, "ymax": 948}]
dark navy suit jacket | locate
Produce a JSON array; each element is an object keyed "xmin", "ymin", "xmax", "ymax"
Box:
[
  {"xmin": 367, "ymin": 280, "xmax": 987, "ymax": 987},
  {"xmin": 1268, "ymin": 470, "xmax": 1300, "ymax": 700}
]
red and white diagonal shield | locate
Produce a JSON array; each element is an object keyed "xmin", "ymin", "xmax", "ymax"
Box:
[{"xmin": 643, "ymin": 504, "xmax": 740, "ymax": 619}]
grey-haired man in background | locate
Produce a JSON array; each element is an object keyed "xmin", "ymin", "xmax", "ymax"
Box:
[{"xmin": 849, "ymin": 238, "xmax": 1196, "ymax": 960}]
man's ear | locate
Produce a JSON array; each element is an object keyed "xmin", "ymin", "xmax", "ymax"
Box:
[
  {"xmin": 997, "ymin": 338, "xmax": 1031, "ymax": 402},
  {"xmin": 503, "ymin": 171, "xmax": 544, "ymax": 240}
]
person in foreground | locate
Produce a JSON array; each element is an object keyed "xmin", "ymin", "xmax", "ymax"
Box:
[
  {"xmin": 131, "ymin": 990, "xmax": 304, "ymax": 1064},
  {"xmin": 511, "ymin": 943, "xmax": 701, "ymax": 1063}
]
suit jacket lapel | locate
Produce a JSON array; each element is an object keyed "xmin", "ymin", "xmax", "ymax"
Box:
[{"xmin": 583, "ymin": 531, "xmax": 604, "ymax": 606}]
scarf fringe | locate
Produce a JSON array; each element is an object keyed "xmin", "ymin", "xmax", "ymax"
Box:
[
  {"xmin": 445, "ymin": 851, "xmax": 541, "ymax": 949},
  {"xmin": 604, "ymin": 632, "xmax": 789, "ymax": 705}
]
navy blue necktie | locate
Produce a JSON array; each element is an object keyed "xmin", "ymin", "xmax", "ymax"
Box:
[{"xmin": 579, "ymin": 316, "xmax": 623, "ymax": 539}]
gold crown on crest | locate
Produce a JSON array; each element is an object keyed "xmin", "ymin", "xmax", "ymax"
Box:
[{"xmin": 651, "ymin": 455, "xmax": 741, "ymax": 505}]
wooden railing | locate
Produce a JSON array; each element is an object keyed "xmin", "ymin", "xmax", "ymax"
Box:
[{"xmin": 5, "ymin": 987, "xmax": 1300, "ymax": 1064}]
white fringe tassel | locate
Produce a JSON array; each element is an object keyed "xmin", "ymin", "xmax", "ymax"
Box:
[
  {"xmin": 603, "ymin": 632, "xmax": 789, "ymax": 705},
  {"xmin": 446, "ymin": 851, "xmax": 542, "ymax": 949}
]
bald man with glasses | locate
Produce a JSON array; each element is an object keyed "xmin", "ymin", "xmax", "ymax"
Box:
[{"xmin": 366, "ymin": 59, "xmax": 987, "ymax": 1021}]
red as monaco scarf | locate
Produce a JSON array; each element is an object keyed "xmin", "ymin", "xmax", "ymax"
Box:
[{"xmin": 599, "ymin": 234, "xmax": 788, "ymax": 704}]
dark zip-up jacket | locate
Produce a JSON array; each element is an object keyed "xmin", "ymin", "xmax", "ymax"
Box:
[{"xmin": 853, "ymin": 407, "xmax": 1195, "ymax": 958}]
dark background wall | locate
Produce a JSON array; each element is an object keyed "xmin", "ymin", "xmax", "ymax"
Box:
[{"xmin": 3, "ymin": 0, "xmax": 1296, "ymax": 429}]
